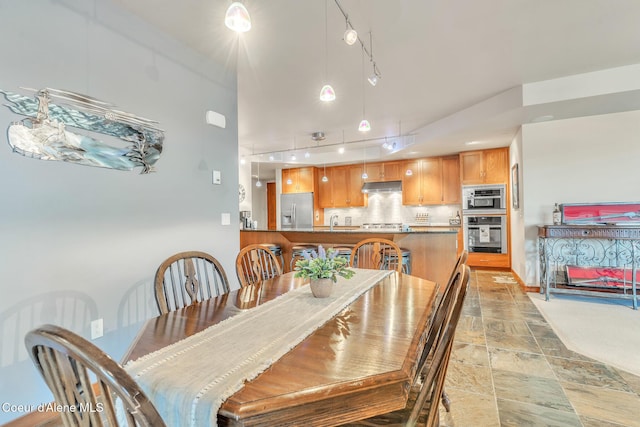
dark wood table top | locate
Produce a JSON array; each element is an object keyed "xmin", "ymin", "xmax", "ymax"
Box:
[{"xmin": 123, "ymin": 272, "xmax": 439, "ymax": 426}]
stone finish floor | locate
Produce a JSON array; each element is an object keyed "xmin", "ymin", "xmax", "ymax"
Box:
[{"xmin": 440, "ymin": 270, "xmax": 640, "ymax": 427}]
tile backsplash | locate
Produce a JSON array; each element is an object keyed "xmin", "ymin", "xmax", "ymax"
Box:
[{"xmin": 323, "ymin": 192, "xmax": 461, "ymax": 226}]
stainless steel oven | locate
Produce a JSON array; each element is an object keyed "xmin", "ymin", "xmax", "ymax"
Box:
[
  {"xmin": 463, "ymin": 215, "xmax": 507, "ymax": 254},
  {"xmin": 462, "ymin": 184, "xmax": 506, "ymax": 214}
]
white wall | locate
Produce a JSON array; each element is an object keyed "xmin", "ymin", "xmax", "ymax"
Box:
[
  {"xmin": 0, "ymin": 1, "xmax": 239, "ymax": 421},
  {"xmin": 520, "ymin": 110, "xmax": 640, "ymax": 286},
  {"xmin": 509, "ymin": 129, "xmax": 526, "ymax": 281}
]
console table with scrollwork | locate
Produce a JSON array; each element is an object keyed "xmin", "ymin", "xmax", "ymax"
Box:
[{"xmin": 538, "ymin": 225, "xmax": 638, "ymax": 309}]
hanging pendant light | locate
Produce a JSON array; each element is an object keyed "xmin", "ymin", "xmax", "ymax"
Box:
[
  {"xmin": 358, "ymin": 45, "xmax": 370, "ymax": 132},
  {"xmin": 320, "ymin": 0, "xmax": 335, "ymax": 102},
  {"xmin": 255, "ymin": 160, "xmax": 262, "ymax": 187},
  {"xmin": 361, "ymin": 148, "xmax": 368, "ymax": 179},
  {"xmin": 225, "ymin": 2, "xmax": 251, "ymax": 33},
  {"xmin": 322, "ymin": 164, "xmax": 329, "ymax": 182}
]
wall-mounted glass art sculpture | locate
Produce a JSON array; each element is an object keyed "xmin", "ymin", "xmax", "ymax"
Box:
[{"xmin": 1, "ymin": 87, "xmax": 164, "ymax": 173}]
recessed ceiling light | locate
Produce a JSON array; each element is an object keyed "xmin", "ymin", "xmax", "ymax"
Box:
[
  {"xmin": 531, "ymin": 114, "xmax": 555, "ymax": 123},
  {"xmin": 465, "ymin": 141, "xmax": 481, "ymax": 145}
]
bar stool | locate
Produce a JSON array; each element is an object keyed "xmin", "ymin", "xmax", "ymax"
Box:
[
  {"xmin": 382, "ymin": 248, "xmax": 412, "ymax": 274},
  {"xmin": 259, "ymin": 243, "xmax": 284, "ymax": 270},
  {"xmin": 290, "ymin": 244, "xmax": 319, "ymax": 271}
]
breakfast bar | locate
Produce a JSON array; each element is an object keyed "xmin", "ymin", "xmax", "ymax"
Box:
[{"xmin": 241, "ymin": 227, "xmax": 459, "ymax": 287}]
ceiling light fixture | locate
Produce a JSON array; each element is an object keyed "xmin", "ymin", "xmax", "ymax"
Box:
[
  {"xmin": 224, "ymin": 2, "xmax": 251, "ymax": 33},
  {"xmin": 319, "ymin": 0, "xmax": 335, "ymax": 102},
  {"xmin": 322, "ymin": 164, "xmax": 329, "ymax": 182},
  {"xmin": 255, "ymin": 160, "xmax": 262, "ymax": 187},
  {"xmin": 358, "ymin": 44, "xmax": 371, "ymax": 132},
  {"xmin": 334, "ymin": 0, "xmax": 382, "ymax": 85},
  {"xmin": 361, "ymin": 148, "xmax": 368, "ymax": 179}
]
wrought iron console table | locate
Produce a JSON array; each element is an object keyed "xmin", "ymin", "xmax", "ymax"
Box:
[{"xmin": 538, "ymin": 225, "xmax": 638, "ymax": 309}]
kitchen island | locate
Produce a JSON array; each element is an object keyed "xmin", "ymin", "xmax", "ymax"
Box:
[{"xmin": 240, "ymin": 227, "xmax": 459, "ymax": 287}]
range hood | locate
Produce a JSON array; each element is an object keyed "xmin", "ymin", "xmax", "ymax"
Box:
[{"xmin": 361, "ymin": 180, "xmax": 402, "ymax": 193}]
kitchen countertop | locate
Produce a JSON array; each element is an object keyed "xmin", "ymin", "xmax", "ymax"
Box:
[{"xmin": 242, "ymin": 226, "xmax": 459, "ymax": 234}]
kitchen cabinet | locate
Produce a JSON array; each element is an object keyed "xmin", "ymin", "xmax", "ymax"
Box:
[
  {"xmin": 282, "ymin": 167, "xmax": 315, "ymax": 193},
  {"xmin": 317, "ymin": 165, "xmax": 366, "ymax": 208},
  {"xmin": 402, "ymin": 156, "xmax": 460, "ymax": 205},
  {"xmin": 459, "ymin": 148, "xmax": 508, "ymax": 185},
  {"xmin": 363, "ymin": 161, "xmax": 403, "ymax": 182},
  {"xmin": 441, "ymin": 155, "xmax": 461, "ymax": 204}
]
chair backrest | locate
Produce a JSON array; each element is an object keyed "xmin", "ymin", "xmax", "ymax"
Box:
[
  {"xmin": 25, "ymin": 324, "xmax": 165, "ymax": 427},
  {"xmin": 415, "ymin": 252, "xmax": 468, "ymax": 378},
  {"xmin": 236, "ymin": 244, "xmax": 283, "ymax": 287},
  {"xmin": 154, "ymin": 251, "xmax": 229, "ymax": 314},
  {"xmin": 349, "ymin": 238, "xmax": 404, "ymax": 272},
  {"xmin": 410, "ymin": 264, "xmax": 470, "ymax": 426}
]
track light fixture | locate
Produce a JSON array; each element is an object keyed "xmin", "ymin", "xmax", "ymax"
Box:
[
  {"xmin": 334, "ymin": 0, "xmax": 382, "ymax": 85},
  {"xmin": 225, "ymin": 2, "xmax": 251, "ymax": 33}
]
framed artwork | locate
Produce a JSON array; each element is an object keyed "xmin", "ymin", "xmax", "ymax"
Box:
[{"xmin": 511, "ymin": 163, "xmax": 519, "ymax": 209}]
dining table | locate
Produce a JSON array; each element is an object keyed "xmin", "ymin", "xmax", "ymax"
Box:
[{"xmin": 123, "ymin": 269, "xmax": 439, "ymax": 427}]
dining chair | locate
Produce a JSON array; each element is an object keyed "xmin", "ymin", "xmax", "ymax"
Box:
[
  {"xmin": 154, "ymin": 251, "xmax": 230, "ymax": 314},
  {"xmin": 25, "ymin": 324, "xmax": 165, "ymax": 427},
  {"xmin": 343, "ymin": 263, "xmax": 470, "ymax": 426},
  {"xmin": 236, "ymin": 244, "xmax": 283, "ymax": 287},
  {"xmin": 349, "ymin": 238, "xmax": 404, "ymax": 272}
]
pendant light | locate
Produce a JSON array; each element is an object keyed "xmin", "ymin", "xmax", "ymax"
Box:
[
  {"xmin": 322, "ymin": 164, "xmax": 329, "ymax": 182},
  {"xmin": 319, "ymin": 0, "xmax": 335, "ymax": 102},
  {"xmin": 225, "ymin": 2, "xmax": 251, "ymax": 33},
  {"xmin": 255, "ymin": 160, "xmax": 262, "ymax": 187},
  {"xmin": 358, "ymin": 44, "xmax": 370, "ymax": 132},
  {"xmin": 361, "ymin": 148, "xmax": 368, "ymax": 179}
]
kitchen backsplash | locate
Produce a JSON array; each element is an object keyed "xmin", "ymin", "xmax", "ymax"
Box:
[{"xmin": 324, "ymin": 192, "xmax": 461, "ymax": 226}]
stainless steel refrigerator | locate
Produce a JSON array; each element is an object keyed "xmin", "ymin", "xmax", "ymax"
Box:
[{"xmin": 281, "ymin": 192, "xmax": 314, "ymax": 229}]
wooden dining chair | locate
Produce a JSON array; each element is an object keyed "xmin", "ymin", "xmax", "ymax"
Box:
[
  {"xmin": 154, "ymin": 251, "xmax": 230, "ymax": 314},
  {"xmin": 349, "ymin": 238, "xmax": 404, "ymax": 272},
  {"xmin": 343, "ymin": 264, "xmax": 470, "ymax": 426},
  {"xmin": 25, "ymin": 324, "xmax": 165, "ymax": 427},
  {"xmin": 235, "ymin": 244, "xmax": 283, "ymax": 287}
]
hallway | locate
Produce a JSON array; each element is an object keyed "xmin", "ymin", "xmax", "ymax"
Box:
[{"xmin": 442, "ymin": 270, "xmax": 640, "ymax": 427}]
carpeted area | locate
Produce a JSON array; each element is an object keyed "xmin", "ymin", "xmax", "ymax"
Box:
[{"xmin": 529, "ymin": 290, "xmax": 640, "ymax": 377}]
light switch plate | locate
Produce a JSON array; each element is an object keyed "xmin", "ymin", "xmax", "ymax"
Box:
[
  {"xmin": 221, "ymin": 213, "xmax": 231, "ymax": 225},
  {"xmin": 212, "ymin": 170, "xmax": 221, "ymax": 184}
]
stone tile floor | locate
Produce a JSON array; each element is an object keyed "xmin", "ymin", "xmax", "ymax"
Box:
[{"xmin": 440, "ymin": 270, "xmax": 640, "ymax": 427}]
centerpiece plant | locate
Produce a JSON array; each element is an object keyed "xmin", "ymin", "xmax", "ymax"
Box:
[{"xmin": 294, "ymin": 245, "xmax": 355, "ymax": 297}]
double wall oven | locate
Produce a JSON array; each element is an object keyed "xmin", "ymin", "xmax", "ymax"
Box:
[{"xmin": 462, "ymin": 184, "xmax": 507, "ymax": 254}]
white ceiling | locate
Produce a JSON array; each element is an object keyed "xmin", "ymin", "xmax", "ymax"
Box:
[{"xmin": 114, "ymin": 0, "xmax": 640, "ymax": 179}]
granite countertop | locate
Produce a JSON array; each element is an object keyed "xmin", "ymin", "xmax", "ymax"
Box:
[{"xmin": 242, "ymin": 226, "xmax": 459, "ymax": 234}]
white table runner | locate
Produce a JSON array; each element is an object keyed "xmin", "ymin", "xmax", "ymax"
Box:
[{"xmin": 125, "ymin": 269, "xmax": 392, "ymax": 427}]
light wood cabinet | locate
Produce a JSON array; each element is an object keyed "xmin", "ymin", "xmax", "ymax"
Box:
[
  {"xmin": 317, "ymin": 165, "xmax": 366, "ymax": 208},
  {"xmin": 282, "ymin": 167, "xmax": 315, "ymax": 193},
  {"xmin": 460, "ymin": 148, "xmax": 508, "ymax": 185},
  {"xmin": 441, "ymin": 155, "xmax": 461, "ymax": 204},
  {"xmin": 402, "ymin": 156, "xmax": 460, "ymax": 206},
  {"xmin": 363, "ymin": 161, "xmax": 403, "ymax": 182}
]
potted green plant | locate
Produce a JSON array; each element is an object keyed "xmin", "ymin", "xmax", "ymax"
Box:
[{"xmin": 294, "ymin": 245, "xmax": 355, "ymax": 298}]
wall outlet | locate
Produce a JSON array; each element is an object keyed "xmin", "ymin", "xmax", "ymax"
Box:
[{"xmin": 91, "ymin": 319, "xmax": 103, "ymax": 340}]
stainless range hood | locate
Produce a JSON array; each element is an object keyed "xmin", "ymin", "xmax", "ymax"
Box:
[{"xmin": 361, "ymin": 180, "xmax": 402, "ymax": 193}]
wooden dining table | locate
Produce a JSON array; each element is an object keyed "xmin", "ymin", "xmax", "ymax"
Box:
[{"xmin": 123, "ymin": 271, "xmax": 439, "ymax": 426}]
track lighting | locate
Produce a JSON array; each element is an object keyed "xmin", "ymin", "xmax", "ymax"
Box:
[{"xmin": 225, "ymin": 2, "xmax": 251, "ymax": 33}]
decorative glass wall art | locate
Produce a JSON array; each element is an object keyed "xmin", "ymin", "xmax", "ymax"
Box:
[{"xmin": 1, "ymin": 87, "xmax": 164, "ymax": 173}]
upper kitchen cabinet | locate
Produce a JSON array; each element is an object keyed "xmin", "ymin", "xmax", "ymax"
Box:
[
  {"xmin": 459, "ymin": 148, "xmax": 509, "ymax": 185},
  {"xmin": 402, "ymin": 156, "xmax": 460, "ymax": 205},
  {"xmin": 317, "ymin": 165, "xmax": 366, "ymax": 208},
  {"xmin": 363, "ymin": 161, "xmax": 403, "ymax": 182},
  {"xmin": 441, "ymin": 155, "xmax": 461, "ymax": 204},
  {"xmin": 282, "ymin": 167, "xmax": 315, "ymax": 193}
]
